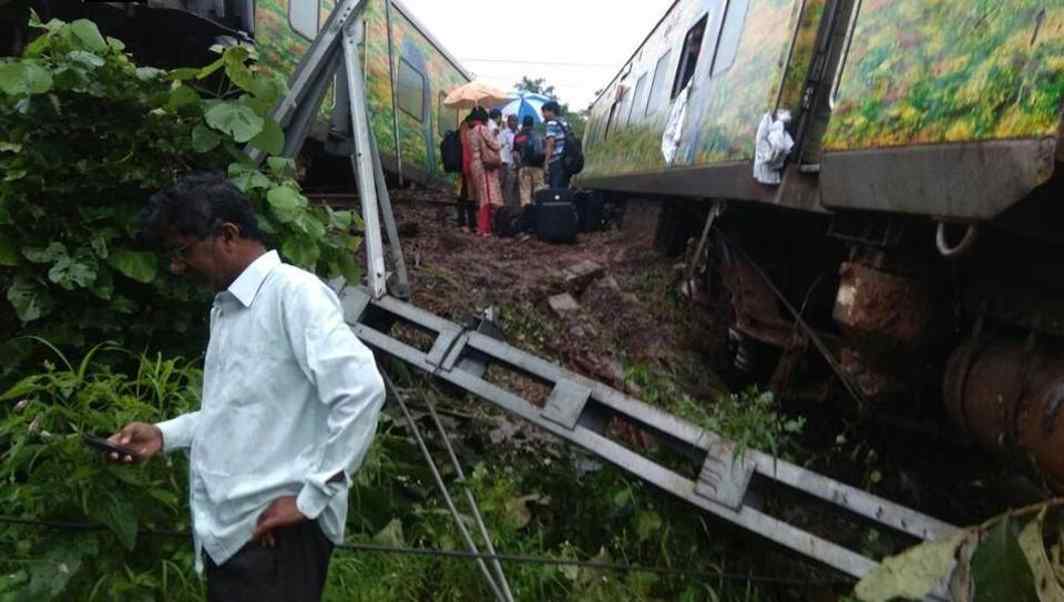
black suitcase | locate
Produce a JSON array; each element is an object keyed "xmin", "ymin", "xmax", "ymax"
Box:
[
  {"xmin": 573, "ymin": 190, "xmax": 606, "ymax": 232},
  {"xmin": 532, "ymin": 189, "xmax": 578, "ymax": 243}
]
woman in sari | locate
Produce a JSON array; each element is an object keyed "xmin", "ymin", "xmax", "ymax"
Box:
[
  {"xmin": 467, "ymin": 107, "xmax": 503, "ymax": 237},
  {"xmin": 457, "ymin": 113, "xmax": 477, "ymax": 232}
]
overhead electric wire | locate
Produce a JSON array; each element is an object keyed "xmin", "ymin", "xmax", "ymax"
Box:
[{"xmin": 460, "ymin": 57, "xmax": 616, "ymax": 68}]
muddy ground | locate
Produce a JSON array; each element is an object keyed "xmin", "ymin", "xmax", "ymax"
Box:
[
  {"xmin": 386, "ymin": 189, "xmax": 727, "ymax": 401},
  {"xmin": 360, "ymin": 186, "xmax": 1031, "ymax": 577}
]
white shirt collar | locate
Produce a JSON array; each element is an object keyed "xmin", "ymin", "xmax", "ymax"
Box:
[{"xmin": 227, "ymin": 250, "xmax": 281, "ymax": 308}]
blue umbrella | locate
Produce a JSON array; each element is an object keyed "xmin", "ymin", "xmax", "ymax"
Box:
[{"xmin": 495, "ymin": 92, "xmax": 552, "ymax": 125}]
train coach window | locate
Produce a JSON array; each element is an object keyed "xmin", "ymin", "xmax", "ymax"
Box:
[
  {"xmin": 645, "ymin": 50, "xmax": 672, "ymax": 116},
  {"xmin": 628, "ymin": 73, "xmax": 647, "ymax": 125},
  {"xmin": 289, "ymin": 0, "xmax": 321, "ymax": 41},
  {"xmin": 672, "ymin": 14, "xmax": 708, "ymax": 98},
  {"xmin": 711, "ymin": 0, "xmax": 750, "ymax": 77},
  {"xmin": 397, "ymin": 59, "xmax": 425, "ymax": 121},
  {"xmin": 438, "ymin": 92, "xmax": 458, "ymax": 136}
]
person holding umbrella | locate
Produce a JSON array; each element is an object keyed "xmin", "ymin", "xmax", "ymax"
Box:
[{"xmin": 467, "ymin": 107, "xmax": 503, "ymax": 236}]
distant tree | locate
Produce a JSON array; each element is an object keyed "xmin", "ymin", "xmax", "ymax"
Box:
[
  {"xmin": 514, "ymin": 76, "xmax": 557, "ymax": 99},
  {"xmin": 514, "ymin": 75, "xmax": 586, "ymax": 137}
]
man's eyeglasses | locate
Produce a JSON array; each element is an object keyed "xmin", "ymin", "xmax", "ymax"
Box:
[{"xmin": 165, "ymin": 240, "xmax": 196, "ymax": 263}]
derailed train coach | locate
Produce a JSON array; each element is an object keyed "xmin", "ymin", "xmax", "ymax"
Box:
[
  {"xmin": 581, "ymin": 0, "xmax": 1064, "ymax": 485},
  {"xmin": 1, "ymin": 0, "xmax": 471, "ymax": 186}
]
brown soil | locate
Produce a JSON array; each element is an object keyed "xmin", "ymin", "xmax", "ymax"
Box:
[{"xmin": 384, "ymin": 188, "xmax": 726, "ymax": 400}]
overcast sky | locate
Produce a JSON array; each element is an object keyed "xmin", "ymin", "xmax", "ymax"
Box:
[{"xmin": 399, "ymin": 0, "xmax": 674, "ymax": 111}]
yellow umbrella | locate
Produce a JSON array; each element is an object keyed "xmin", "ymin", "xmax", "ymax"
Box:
[{"xmin": 443, "ymin": 81, "xmax": 513, "ymax": 110}]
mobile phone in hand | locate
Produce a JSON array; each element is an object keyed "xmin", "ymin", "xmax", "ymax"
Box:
[{"xmin": 82, "ymin": 434, "xmax": 138, "ymax": 458}]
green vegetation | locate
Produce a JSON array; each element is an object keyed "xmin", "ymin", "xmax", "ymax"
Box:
[
  {"xmin": 0, "ymin": 16, "xmax": 362, "ymax": 357},
  {"xmin": 0, "ymin": 344, "xmax": 203, "ymax": 600}
]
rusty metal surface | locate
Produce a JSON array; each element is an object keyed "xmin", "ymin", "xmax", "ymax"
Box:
[
  {"xmin": 944, "ymin": 339, "xmax": 1064, "ymax": 491},
  {"xmin": 722, "ymin": 254, "xmax": 794, "ymax": 348},
  {"xmin": 834, "ymin": 262, "xmax": 934, "ymax": 347},
  {"xmin": 833, "ymin": 260, "xmax": 942, "ymax": 402},
  {"xmin": 821, "ymin": 138, "xmax": 1058, "ymax": 220}
]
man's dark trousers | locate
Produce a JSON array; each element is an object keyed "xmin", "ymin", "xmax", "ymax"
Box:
[
  {"xmin": 547, "ymin": 159, "xmax": 570, "ymax": 189},
  {"xmin": 205, "ymin": 520, "xmax": 334, "ymax": 601}
]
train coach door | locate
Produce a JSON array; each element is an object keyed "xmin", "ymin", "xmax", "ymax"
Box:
[{"xmin": 670, "ymin": 0, "xmax": 728, "ymax": 166}]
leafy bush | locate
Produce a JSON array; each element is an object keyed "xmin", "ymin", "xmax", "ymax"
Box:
[
  {"xmin": 0, "ymin": 16, "xmax": 362, "ymax": 358},
  {"xmin": 0, "ymin": 342, "xmax": 203, "ymax": 600}
]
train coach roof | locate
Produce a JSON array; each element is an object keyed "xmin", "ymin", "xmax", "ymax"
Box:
[
  {"xmin": 390, "ymin": 0, "xmax": 474, "ymax": 82},
  {"xmin": 590, "ymin": 0, "xmax": 681, "ymax": 109}
]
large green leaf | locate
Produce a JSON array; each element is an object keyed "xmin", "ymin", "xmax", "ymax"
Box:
[
  {"xmin": 266, "ymin": 156, "xmax": 296, "ymax": 177},
  {"xmin": 223, "ymin": 47, "xmax": 255, "ymax": 92},
  {"xmin": 282, "ymin": 235, "xmax": 320, "ymax": 268},
  {"xmin": 228, "ymin": 162, "xmax": 272, "ymax": 192},
  {"xmin": 68, "ymin": 19, "xmax": 108, "ymax": 53},
  {"xmin": 167, "ymin": 84, "xmax": 200, "ymax": 111},
  {"xmin": 48, "ymin": 256, "xmax": 98, "ymax": 290},
  {"xmin": 336, "ymin": 250, "xmax": 362, "ymax": 286},
  {"xmin": 248, "ymin": 117, "xmax": 284, "ymax": 156},
  {"xmin": 296, "ymin": 212, "xmax": 326, "ymax": 239},
  {"xmin": 205, "ymin": 102, "xmax": 264, "ymax": 144},
  {"xmin": 1018, "ymin": 511, "xmax": 1064, "ymax": 602},
  {"xmin": 855, "ymin": 531, "xmax": 966, "ymax": 602},
  {"xmin": 192, "ymin": 123, "xmax": 222, "ymax": 153},
  {"xmin": 66, "ymin": 50, "xmax": 105, "ymax": 69},
  {"xmin": 267, "ymin": 185, "xmax": 307, "ymax": 223},
  {"xmin": 971, "ymin": 517, "xmax": 1038, "ymax": 602},
  {"xmin": 108, "ymin": 250, "xmax": 158, "ymax": 284},
  {"xmin": 88, "ymin": 492, "xmax": 138, "ymax": 551},
  {"xmin": 0, "ymin": 62, "xmax": 53, "ymax": 96},
  {"xmin": 22, "ymin": 242, "xmax": 68, "ymax": 264},
  {"xmin": 7, "ymin": 276, "xmax": 54, "ymax": 323},
  {"xmin": 23, "ymin": 61, "xmax": 53, "ymax": 94}
]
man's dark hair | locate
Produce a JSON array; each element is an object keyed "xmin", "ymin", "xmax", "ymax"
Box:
[
  {"xmin": 489, "ymin": 108, "xmax": 502, "ymax": 120},
  {"xmin": 139, "ymin": 171, "xmax": 266, "ymax": 246},
  {"xmin": 542, "ymin": 100, "xmax": 561, "ymax": 115},
  {"xmin": 522, "ymin": 115, "xmax": 534, "ymax": 128}
]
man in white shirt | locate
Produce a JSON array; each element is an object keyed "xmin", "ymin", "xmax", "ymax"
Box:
[
  {"xmin": 106, "ymin": 172, "xmax": 386, "ymax": 601},
  {"xmin": 498, "ymin": 114, "xmax": 518, "ymax": 207}
]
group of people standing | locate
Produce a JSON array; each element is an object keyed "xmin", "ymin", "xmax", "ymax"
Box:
[{"xmin": 456, "ymin": 101, "xmax": 571, "ymax": 236}]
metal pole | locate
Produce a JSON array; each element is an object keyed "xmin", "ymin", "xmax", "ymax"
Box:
[
  {"xmin": 383, "ymin": 0, "xmax": 405, "ymax": 187},
  {"xmin": 683, "ymin": 202, "xmax": 722, "ymax": 297},
  {"xmin": 381, "ymin": 373, "xmax": 508, "ymax": 602},
  {"xmin": 343, "ymin": 20, "xmax": 388, "ymax": 299},
  {"xmin": 369, "ymin": 129, "xmax": 412, "ymax": 299},
  {"xmin": 415, "ymin": 387, "xmax": 516, "ymax": 602}
]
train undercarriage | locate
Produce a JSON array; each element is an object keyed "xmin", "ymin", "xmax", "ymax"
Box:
[{"xmin": 650, "ymin": 168, "xmax": 1064, "ymax": 492}]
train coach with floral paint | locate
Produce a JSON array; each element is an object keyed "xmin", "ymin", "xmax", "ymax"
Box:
[{"xmin": 580, "ymin": 0, "xmax": 1064, "ymax": 487}]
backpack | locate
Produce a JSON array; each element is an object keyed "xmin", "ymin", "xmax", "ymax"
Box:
[
  {"xmin": 557, "ymin": 121, "xmax": 584, "ymax": 175},
  {"xmin": 440, "ymin": 130, "xmax": 462, "ymax": 173},
  {"xmin": 516, "ymin": 130, "xmax": 545, "ymax": 167}
]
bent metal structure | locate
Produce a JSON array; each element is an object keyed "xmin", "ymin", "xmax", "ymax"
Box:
[{"xmin": 581, "ymin": 0, "xmax": 1064, "ymax": 487}]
